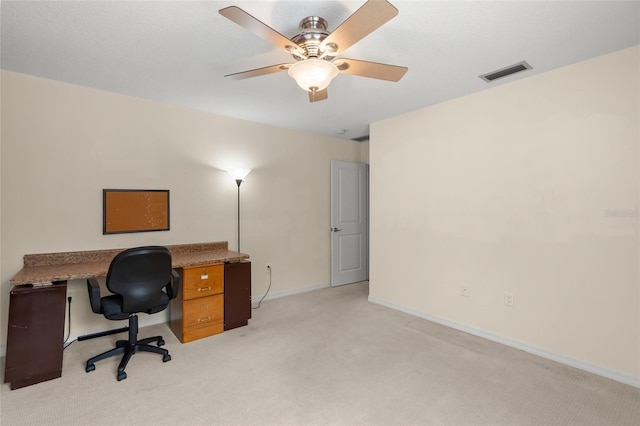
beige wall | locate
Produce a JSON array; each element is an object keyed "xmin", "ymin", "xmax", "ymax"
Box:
[
  {"xmin": 359, "ymin": 141, "xmax": 370, "ymax": 163},
  {"xmin": 0, "ymin": 70, "xmax": 364, "ymax": 344},
  {"xmin": 370, "ymin": 46, "xmax": 639, "ymax": 381}
]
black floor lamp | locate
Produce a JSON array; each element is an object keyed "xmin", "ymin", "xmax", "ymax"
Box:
[{"xmin": 227, "ymin": 168, "xmax": 251, "ymax": 252}]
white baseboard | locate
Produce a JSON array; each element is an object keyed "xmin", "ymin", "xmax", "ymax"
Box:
[
  {"xmin": 8, "ymin": 286, "xmax": 634, "ymax": 390},
  {"xmin": 0, "ymin": 313, "xmax": 169, "ymax": 358},
  {"xmin": 0, "ymin": 285, "xmax": 329, "ymax": 358},
  {"xmin": 368, "ymin": 296, "xmax": 640, "ymax": 389},
  {"xmin": 67, "ymin": 312, "xmax": 170, "ymax": 345},
  {"xmin": 251, "ymin": 282, "xmax": 330, "ymax": 305}
]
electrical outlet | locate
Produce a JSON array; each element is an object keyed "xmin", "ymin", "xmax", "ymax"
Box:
[
  {"xmin": 460, "ymin": 286, "xmax": 469, "ymax": 297},
  {"xmin": 504, "ymin": 291, "xmax": 514, "ymax": 307},
  {"xmin": 67, "ymin": 288, "xmax": 75, "ymax": 300},
  {"xmin": 266, "ymin": 264, "xmax": 271, "ymax": 270}
]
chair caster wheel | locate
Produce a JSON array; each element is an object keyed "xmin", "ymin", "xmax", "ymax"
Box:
[
  {"xmin": 157, "ymin": 339, "xmax": 165, "ymax": 347},
  {"xmin": 163, "ymin": 354, "xmax": 171, "ymax": 362},
  {"xmin": 117, "ymin": 372, "xmax": 127, "ymax": 381},
  {"xmin": 86, "ymin": 363, "xmax": 95, "ymax": 373}
]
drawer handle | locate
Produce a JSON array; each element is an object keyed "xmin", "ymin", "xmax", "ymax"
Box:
[
  {"xmin": 197, "ymin": 316, "xmax": 212, "ymax": 323},
  {"xmin": 197, "ymin": 286, "xmax": 211, "ymax": 292}
]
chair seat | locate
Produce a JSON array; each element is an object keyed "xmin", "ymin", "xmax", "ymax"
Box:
[{"xmin": 101, "ymin": 293, "xmax": 170, "ymax": 320}]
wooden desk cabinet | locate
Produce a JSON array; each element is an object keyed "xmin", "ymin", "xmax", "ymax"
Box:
[
  {"xmin": 224, "ymin": 261, "xmax": 251, "ymax": 330},
  {"xmin": 170, "ymin": 264, "xmax": 224, "ymax": 343},
  {"xmin": 4, "ymin": 283, "xmax": 67, "ymax": 390}
]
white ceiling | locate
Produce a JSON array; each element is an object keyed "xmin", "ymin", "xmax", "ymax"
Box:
[{"xmin": 2, "ymin": 1, "xmax": 639, "ymax": 141}]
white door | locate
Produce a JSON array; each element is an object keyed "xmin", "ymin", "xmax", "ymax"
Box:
[{"xmin": 331, "ymin": 160, "xmax": 368, "ymax": 286}]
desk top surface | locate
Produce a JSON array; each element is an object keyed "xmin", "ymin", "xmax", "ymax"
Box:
[{"xmin": 10, "ymin": 242, "xmax": 249, "ymax": 285}]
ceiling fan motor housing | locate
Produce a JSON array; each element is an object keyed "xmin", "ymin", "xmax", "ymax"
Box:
[{"xmin": 290, "ymin": 16, "xmax": 336, "ymax": 60}]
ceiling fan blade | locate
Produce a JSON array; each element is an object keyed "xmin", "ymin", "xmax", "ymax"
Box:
[
  {"xmin": 219, "ymin": 6, "xmax": 304, "ymax": 56},
  {"xmin": 308, "ymin": 88, "xmax": 328, "ymax": 103},
  {"xmin": 336, "ymin": 58, "xmax": 407, "ymax": 82},
  {"xmin": 321, "ymin": 0, "xmax": 398, "ymax": 55},
  {"xmin": 224, "ymin": 64, "xmax": 291, "ymax": 80}
]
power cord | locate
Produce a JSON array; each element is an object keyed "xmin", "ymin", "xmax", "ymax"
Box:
[
  {"xmin": 253, "ymin": 265, "xmax": 272, "ymax": 309},
  {"xmin": 63, "ymin": 295, "xmax": 75, "ymax": 349}
]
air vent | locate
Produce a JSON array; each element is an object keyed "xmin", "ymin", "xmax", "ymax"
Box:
[
  {"xmin": 479, "ymin": 61, "xmax": 532, "ymax": 82},
  {"xmin": 351, "ymin": 135, "xmax": 370, "ymax": 142}
]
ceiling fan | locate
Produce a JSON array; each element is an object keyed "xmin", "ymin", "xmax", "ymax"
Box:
[{"xmin": 219, "ymin": 0, "xmax": 408, "ymax": 103}]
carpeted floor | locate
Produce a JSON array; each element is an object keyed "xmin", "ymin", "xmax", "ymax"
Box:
[{"xmin": 1, "ymin": 281, "xmax": 639, "ymax": 425}]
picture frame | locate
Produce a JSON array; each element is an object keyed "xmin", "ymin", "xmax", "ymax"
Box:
[{"xmin": 103, "ymin": 189, "xmax": 170, "ymax": 234}]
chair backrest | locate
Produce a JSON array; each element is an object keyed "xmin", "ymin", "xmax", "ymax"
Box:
[{"xmin": 106, "ymin": 246, "xmax": 173, "ymax": 314}]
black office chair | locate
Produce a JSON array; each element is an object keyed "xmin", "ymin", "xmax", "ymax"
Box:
[{"xmin": 85, "ymin": 246, "xmax": 180, "ymax": 381}]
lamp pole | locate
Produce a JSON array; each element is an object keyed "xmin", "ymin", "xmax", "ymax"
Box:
[
  {"xmin": 236, "ymin": 178, "xmax": 242, "ymax": 252},
  {"xmin": 227, "ymin": 168, "xmax": 250, "ymax": 253}
]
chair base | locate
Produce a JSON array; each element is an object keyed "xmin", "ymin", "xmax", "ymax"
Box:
[{"xmin": 85, "ymin": 315, "xmax": 171, "ymax": 381}]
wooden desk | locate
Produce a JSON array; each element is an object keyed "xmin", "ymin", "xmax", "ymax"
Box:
[{"xmin": 5, "ymin": 242, "xmax": 250, "ymax": 390}]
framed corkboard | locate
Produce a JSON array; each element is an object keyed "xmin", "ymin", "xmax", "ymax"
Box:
[{"xmin": 103, "ymin": 189, "xmax": 170, "ymax": 234}]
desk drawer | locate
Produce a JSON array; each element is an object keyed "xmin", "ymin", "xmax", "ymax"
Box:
[
  {"xmin": 181, "ymin": 323, "xmax": 224, "ymax": 343},
  {"xmin": 182, "ymin": 264, "xmax": 223, "ymax": 300},
  {"xmin": 183, "ymin": 294, "xmax": 223, "ymax": 330}
]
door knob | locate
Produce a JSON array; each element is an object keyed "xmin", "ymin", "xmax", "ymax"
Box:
[{"xmin": 332, "ymin": 227, "xmax": 342, "ymax": 232}]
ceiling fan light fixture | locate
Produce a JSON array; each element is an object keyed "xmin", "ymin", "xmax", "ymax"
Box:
[{"xmin": 288, "ymin": 58, "xmax": 338, "ymax": 92}]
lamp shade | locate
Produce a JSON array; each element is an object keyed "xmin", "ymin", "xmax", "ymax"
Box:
[
  {"xmin": 227, "ymin": 168, "xmax": 251, "ymax": 181},
  {"xmin": 288, "ymin": 58, "xmax": 339, "ymax": 92}
]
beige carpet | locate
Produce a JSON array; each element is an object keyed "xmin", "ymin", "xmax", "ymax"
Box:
[{"xmin": 1, "ymin": 281, "xmax": 639, "ymax": 425}]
